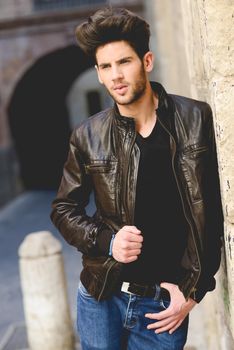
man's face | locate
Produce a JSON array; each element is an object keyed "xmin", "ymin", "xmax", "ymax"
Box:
[{"xmin": 95, "ymin": 41, "xmax": 151, "ymax": 106}]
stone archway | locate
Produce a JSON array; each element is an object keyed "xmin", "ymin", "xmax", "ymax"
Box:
[{"xmin": 8, "ymin": 44, "xmax": 93, "ymax": 190}]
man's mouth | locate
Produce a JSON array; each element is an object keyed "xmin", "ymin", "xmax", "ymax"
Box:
[{"xmin": 113, "ymin": 84, "xmax": 128, "ymax": 95}]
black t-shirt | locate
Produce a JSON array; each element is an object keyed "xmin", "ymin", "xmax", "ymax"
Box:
[{"xmin": 121, "ymin": 118, "xmax": 188, "ymax": 284}]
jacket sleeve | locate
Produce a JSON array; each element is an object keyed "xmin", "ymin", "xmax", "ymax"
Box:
[
  {"xmin": 193, "ymin": 104, "xmax": 224, "ymax": 302},
  {"xmin": 50, "ymin": 129, "xmax": 114, "ymax": 256}
]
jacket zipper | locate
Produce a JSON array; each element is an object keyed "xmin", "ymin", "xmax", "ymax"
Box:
[
  {"xmin": 97, "ymin": 258, "xmax": 117, "ymax": 301},
  {"xmin": 183, "ymin": 146, "xmax": 208, "ymax": 155},
  {"xmin": 157, "ymin": 116, "xmax": 201, "ymax": 298},
  {"xmin": 123, "ymin": 128, "xmax": 137, "ymax": 224},
  {"xmin": 129, "ymin": 143, "xmax": 140, "ymax": 224},
  {"xmin": 85, "ymin": 164, "xmax": 111, "ymax": 171},
  {"xmin": 97, "ymin": 127, "xmax": 137, "ymax": 301}
]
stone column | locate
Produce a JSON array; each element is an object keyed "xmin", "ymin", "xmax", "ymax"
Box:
[{"xmin": 18, "ymin": 231, "xmax": 75, "ymax": 350}]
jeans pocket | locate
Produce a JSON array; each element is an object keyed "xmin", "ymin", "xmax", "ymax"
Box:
[{"xmin": 78, "ymin": 281, "xmax": 93, "ymax": 299}]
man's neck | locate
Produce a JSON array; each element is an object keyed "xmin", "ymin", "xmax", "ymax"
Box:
[{"xmin": 117, "ymin": 82, "xmax": 158, "ymax": 132}]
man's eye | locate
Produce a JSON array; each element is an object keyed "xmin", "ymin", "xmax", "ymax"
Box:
[
  {"xmin": 121, "ymin": 60, "xmax": 130, "ymax": 64},
  {"xmin": 101, "ymin": 65, "xmax": 110, "ymax": 70}
]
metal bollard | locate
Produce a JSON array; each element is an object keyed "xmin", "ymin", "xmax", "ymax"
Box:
[{"xmin": 18, "ymin": 231, "xmax": 75, "ymax": 350}]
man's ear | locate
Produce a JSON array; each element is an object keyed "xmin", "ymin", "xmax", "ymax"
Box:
[
  {"xmin": 95, "ymin": 64, "xmax": 103, "ymax": 84},
  {"xmin": 143, "ymin": 51, "xmax": 154, "ymax": 73}
]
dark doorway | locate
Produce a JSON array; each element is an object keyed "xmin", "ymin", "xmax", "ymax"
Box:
[{"xmin": 8, "ymin": 45, "xmax": 93, "ymax": 190}]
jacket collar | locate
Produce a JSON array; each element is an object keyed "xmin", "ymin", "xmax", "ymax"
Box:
[
  {"xmin": 152, "ymin": 81, "xmax": 175, "ymax": 133},
  {"xmin": 113, "ymin": 81, "xmax": 174, "ymax": 131}
]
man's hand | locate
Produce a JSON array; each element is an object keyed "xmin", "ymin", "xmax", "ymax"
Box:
[
  {"xmin": 112, "ymin": 225, "xmax": 143, "ymax": 263},
  {"xmin": 145, "ymin": 282, "xmax": 197, "ymax": 334}
]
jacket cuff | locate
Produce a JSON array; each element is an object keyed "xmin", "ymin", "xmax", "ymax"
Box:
[
  {"xmin": 191, "ymin": 277, "xmax": 216, "ymax": 303},
  {"xmin": 190, "ymin": 288, "xmax": 207, "ymax": 303},
  {"xmin": 96, "ymin": 224, "xmax": 115, "ymax": 256}
]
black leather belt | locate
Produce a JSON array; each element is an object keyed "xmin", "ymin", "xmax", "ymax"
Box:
[{"xmin": 120, "ymin": 282, "xmax": 170, "ymax": 301}]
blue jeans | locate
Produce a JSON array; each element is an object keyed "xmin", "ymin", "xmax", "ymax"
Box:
[{"xmin": 77, "ymin": 281, "xmax": 189, "ymax": 350}]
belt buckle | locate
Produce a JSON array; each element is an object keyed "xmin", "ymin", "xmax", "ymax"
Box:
[
  {"xmin": 121, "ymin": 282, "xmax": 133, "ymax": 295},
  {"xmin": 121, "ymin": 282, "xmax": 148, "ymax": 297}
]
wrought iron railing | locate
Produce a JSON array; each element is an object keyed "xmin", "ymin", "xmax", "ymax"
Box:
[{"xmin": 34, "ymin": 0, "xmax": 108, "ymax": 12}]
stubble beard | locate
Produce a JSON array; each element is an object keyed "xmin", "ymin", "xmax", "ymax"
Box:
[{"xmin": 108, "ymin": 66, "xmax": 147, "ymax": 106}]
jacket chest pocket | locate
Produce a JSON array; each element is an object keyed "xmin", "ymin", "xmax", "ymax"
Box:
[
  {"xmin": 85, "ymin": 160, "xmax": 117, "ymax": 217},
  {"xmin": 180, "ymin": 146, "xmax": 208, "ymax": 203}
]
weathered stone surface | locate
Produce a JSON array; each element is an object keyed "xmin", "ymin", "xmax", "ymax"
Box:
[
  {"xmin": 202, "ymin": 0, "xmax": 234, "ymax": 77},
  {"xmin": 19, "ymin": 231, "xmax": 62, "ymax": 258},
  {"xmin": 147, "ymin": 0, "xmax": 234, "ymax": 346},
  {"xmin": 19, "ymin": 231, "xmax": 75, "ymax": 350},
  {"xmin": 184, "ymin": 0, "xmax": 234, "ymax": 345},
  {"xmin": 210, "ymin": 78, "xmax": 234, "ymax": 223}
]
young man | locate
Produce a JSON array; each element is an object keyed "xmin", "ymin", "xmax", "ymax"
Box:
[{"xmin": 51, "ymin": 7, "xmax": 223, "ymax": 350}]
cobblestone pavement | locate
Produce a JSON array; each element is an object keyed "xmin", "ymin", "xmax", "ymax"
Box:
[{"xmin": 0, "ymin": 191, "xmax": 206, "ymax": 349}]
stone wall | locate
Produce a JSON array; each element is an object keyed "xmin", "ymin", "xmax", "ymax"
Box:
[
  {"xmin": 181, "ymin": 1, "xmax": 234, "ymax": 348},
  {"xmin": 0, "ymin": 0, "xmax": 32, "ymax": 20},
  {"xmin": 147, "ymin": 0, "xmax": 234, "ymax": 348}
]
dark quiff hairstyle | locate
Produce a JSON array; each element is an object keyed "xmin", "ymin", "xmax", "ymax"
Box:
[{"xmin": 75, "ymin": 7, "xmax": 150, "ymax": 63}]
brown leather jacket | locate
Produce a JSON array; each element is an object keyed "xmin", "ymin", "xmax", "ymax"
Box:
[{"xmin": 51, "ymin": 82, "xmax": 223, "ymax": 303}]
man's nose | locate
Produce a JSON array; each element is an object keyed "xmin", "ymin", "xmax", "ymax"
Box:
[{"xmin": 111, "ymin": 66, "xmax": 123, "ymax": 81}]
